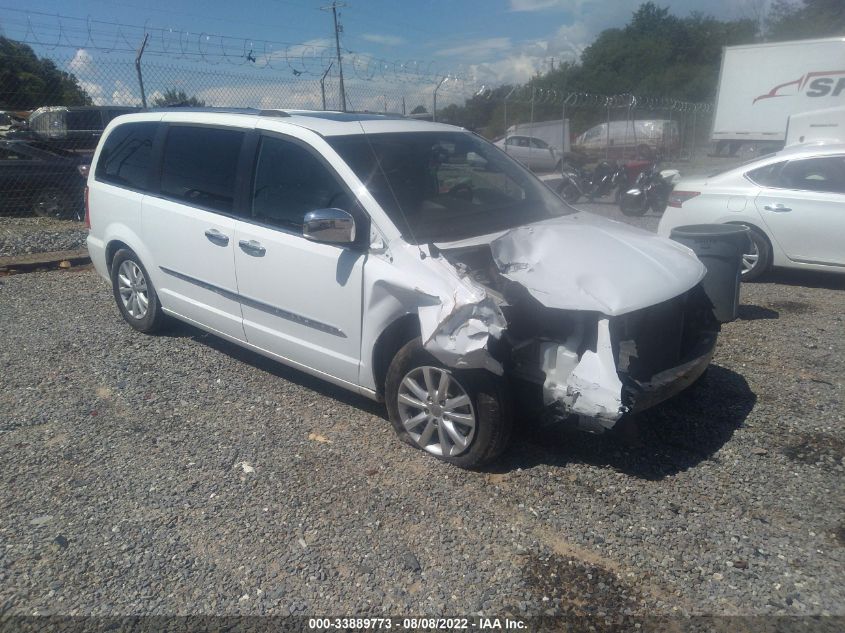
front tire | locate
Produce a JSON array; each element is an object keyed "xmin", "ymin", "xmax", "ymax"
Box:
[
  {"xmin": 385, "ymin": 338, "xmax": 512, "ymax": 468},
  {"xmin": 111, "ymin": 249, "xmax": 166, "ymax": 333},
  {"xmin": 739, "ymin": 225, "xmax": 772, "ymax": 282},
  {"xmin": 557, "ymin": 179, "xmax": 581, "ymax": 204}
]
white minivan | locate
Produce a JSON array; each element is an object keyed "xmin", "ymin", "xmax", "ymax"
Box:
[{"xmin": 86, "ymin": 109, "xmax": 719, "ymax": 468}]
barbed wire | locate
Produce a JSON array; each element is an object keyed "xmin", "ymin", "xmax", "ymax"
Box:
[
  {"xmin": 0, "ymin": 7, "xmax": 475, "ymax": 83},
  {"xmin": 473, "ymin": 86, "xmax": 713, "ymax": 113},
  {"xmin": 0, "ymin": 7, "xmax": 713, "ymax": 112}
]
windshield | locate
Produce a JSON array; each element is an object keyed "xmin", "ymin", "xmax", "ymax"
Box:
[{"xmin": 328, "ymin": 131, "xmax": 574, "ymax": 244}]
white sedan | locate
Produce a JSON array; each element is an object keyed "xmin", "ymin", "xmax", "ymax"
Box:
[
  {"xmin": 658, "ymin": 143, "xmax": 845, "ymax": 280},
  {"xmin": 494, "ymin": 135, "xmax": 560, "ymax": 172}
]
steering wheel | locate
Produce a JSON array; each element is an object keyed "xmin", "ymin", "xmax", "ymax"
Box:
[{"xmin": 448, "ymin": 181, "xmax": 474, "ymax": 201}]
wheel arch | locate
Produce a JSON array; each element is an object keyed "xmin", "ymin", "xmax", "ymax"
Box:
[
  {"xmin": 105, "ymin": 239, "xmax": 132, "ymax": 273},
  {"xmin": 724, "ymin": 220, "xmax": 775, "ymax": 256},
  {"xmin": 371, "ymin": 313, "xmax": 421, "ymax": 401}
]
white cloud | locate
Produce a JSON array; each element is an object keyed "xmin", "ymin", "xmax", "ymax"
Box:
[
  {"xmin": 68, "ymin": 48, "xmax": 94, "ymax": 75},
  {"xmin": 468, "ymin": 54, "xmax": 544, "ymax": 84},
  {"xmin": 254, "ymin": 38, "xmax": 334, "ymax": 73},
  {"xmin": 361, "ymin": 33, "xmax": 405, "ymax": 46},
  {"xmin": 436, "ymin": 37, "xmax": 512, "ymax": 60},
  {"xmin": 509, "ymin": 0, "xmax": 578, "ymax": 11},
  {"xmin": 111, "ymin": 80, "xmax": 140, "ymax": 106},
  {"xmin": 78, "ymin": 80, "xmax": 105, "ymax": 105}
]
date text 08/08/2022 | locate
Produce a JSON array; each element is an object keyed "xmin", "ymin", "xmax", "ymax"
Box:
[{"xmin": 307, "ymin": 616, "xmax": 528, "ymax": 630}]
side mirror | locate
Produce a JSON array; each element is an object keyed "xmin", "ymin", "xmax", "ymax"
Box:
[{"xmin": 303, "ymin": 208, "xmax": 356, "ymax": 244}]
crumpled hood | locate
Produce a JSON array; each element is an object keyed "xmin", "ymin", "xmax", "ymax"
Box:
[{"xmin": 446, "ymin": 213, "xmax": 706, "ymax": 316}]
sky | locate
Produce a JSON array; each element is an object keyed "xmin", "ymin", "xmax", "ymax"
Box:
[
  {"xmin": 1, "ymin": 0, "xmax": 768, "ymax": 84},
  {"xmin": 0, "ymin": 0, "xmax": 769, "ymax": 111}
]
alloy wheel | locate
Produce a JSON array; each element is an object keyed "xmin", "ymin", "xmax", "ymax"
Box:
[
  {"xmin": 397, "ymin": 366, "xmax": 476, "ymax": 457},
  {"xmin": 117, "ymin": 260, "xmax": 149, "ymax": 319},
  {"xmin": 741, "ymin": 240, "xmax": 760, "ymax": 276}
]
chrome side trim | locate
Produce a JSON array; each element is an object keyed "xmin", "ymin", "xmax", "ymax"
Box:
[{"xmin": 159, "ymin": 266, "xmax": 346, "ymax": 338}]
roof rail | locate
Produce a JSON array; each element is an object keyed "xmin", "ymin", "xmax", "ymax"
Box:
[{"xmin": 149, "ymin": 106, "xmax": 290, "ymax": 117}]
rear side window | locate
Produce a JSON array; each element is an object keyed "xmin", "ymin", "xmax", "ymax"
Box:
[
  {"xmin": 96, "ymin": 122, "xmax": 158, "ymax": 191},
  {"xmin": 746, "ymin": 161, "xmax": 784, "ymax": 187},
  {"xmin": 160, "ymin": 126, "xmax": 245, "ymax": 213}
]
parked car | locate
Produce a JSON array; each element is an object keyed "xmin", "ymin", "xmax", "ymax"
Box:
[
  {"xmin": 87, "ymin": 109, "xmax": 719, "ymax": 468},
  {"xmin": 0, "ymin": 139, "xmax": 89, "ymax": 219},
  {"xmin": 27, "ymin": 106, "xmax": 139, "ymax": 149},
  {"xmin": 494, "ymin": 135, "xmax": 560, "ymax": 171},
  {"xmin": 574, "ymin": 119, "xmax": 679, "ymax": 160},
  {"xmin": 658, "ymin": 142, "xmax": 845, "ymax": 281}
]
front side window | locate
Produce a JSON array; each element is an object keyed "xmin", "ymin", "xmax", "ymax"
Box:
[
  {"xmin": 95, "ymin": 121, "xmax": 158, "ymax": 191},
  {"xmin": 780, "ymin": 156, "xmax": 845, "ymax": 194},
  {"xmin": 251, "ymin": 136, "xmax": 352, "ymax": 230},
  {"xmin": 160, "ymin": 126, "xmax": 245, "ymax": 213},
  {"xmin": 329, "ymin": 131, "xmax": 574, "ymax": 244}
]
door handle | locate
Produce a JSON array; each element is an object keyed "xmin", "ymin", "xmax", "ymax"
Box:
[
  {"xmin": 238, "ymin": 239, "xmax": 266, "ymax": 256},
  {"xmin": 763, "ymin": 203, "xmax": 792, "ymax": 212},
  {"xmin": 204, "ymin": 228, "xmax": 229, "ymax": 245}
]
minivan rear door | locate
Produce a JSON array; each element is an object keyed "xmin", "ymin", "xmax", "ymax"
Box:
[
  {"xmin": 232, "ymin": 131, "xmax": 365, "ymax": 386},
  {"xmin": 142, "ymin": 123, "xmax": 248, "ymax": 339}
]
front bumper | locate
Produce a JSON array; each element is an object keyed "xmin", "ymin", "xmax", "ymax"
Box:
[
  {"xmin": 533, "ymin": 284, "xmax": 719, "ymax": 429},
  {"xmin": 623, "ymin": 330, "xmax": 717, "ymax": 413}
]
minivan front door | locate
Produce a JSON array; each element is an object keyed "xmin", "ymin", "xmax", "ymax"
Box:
[{"xmin": 233, "ymin": 133, "xmax": 365, "ymax": 386}]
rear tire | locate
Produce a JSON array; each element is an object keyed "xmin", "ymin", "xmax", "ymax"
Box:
[
  {"xmin": 738, "ymin": 225, "xmax": 772, "ymax": 282},
  {"xmin": 110, "ymin": 249, "xmax": 166, "ymax": 333},
  {"xmin": 32, "ymin": 188, "xmax": 73, "ymax": 219},
  {"xmin": 385, "ymin": 338, "xmax": 512, "ymax": 469}
]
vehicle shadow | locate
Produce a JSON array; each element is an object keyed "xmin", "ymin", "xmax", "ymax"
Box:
[
  {"xmin": 761, "ymin": 269, "xmax": 845, "ymax": 291},
  {"xmin": 737, "ymin": 304, "xmax": 779, "ymax": 320},
  {"xmin": 496, "ymin": 364, "xmax": 756, "ymax": 480},
  {"xmin": 161, "ymin": 320, "xmax": 385, "ymax": 418}
]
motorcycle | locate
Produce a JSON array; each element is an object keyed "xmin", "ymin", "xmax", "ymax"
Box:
[
  {"xmin": 557, "ymin": 156, "xmax": 655, "ymax": 206},
  {"xmin": 619, "ymin": 162, "xmax": 681, "ymax": 216},
  {"xmin": 556, "ymin": 157, "xmax": 628, "ymax": 204}
]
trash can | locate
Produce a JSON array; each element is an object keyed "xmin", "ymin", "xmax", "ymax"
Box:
[{"xmin": 670, "ymin": 224, "xmax": 749, "ymax": 323}]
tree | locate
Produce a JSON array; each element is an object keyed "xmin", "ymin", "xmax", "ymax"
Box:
[
  {"xmin": 0, "ymin": 37, "xmax": 92, "ymax": 109},
  {"xmin": 410, "ymin": 104, "xmax": 428, "ymax": 115},
  {"xmin": 152, "ymin": 88, "xmax": 206, "ymax": 107},
  {"xmin": 766, "ymin": 0, "xmax": 845, "ymax": 41},
  {"xmin": 427, "ymin": 2, "xmax": 761, "ymax": 138}
]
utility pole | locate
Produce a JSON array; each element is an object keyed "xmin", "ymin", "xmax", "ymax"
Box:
[{"xmin": 321, "ymin": 1, "xmax": 347, "ymax": 111}]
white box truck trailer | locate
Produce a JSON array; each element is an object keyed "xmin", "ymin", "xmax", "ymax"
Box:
[{"xmin": 711, "ymin": 37, "xmax": 845, "ymax": 156}]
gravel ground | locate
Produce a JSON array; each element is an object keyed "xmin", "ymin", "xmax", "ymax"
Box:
[
  {"xmin": 0, "ymin": 255, "xmax": 843, "ymax": 621},
  {"xmin": 0, "ymin": 217, "xmax": 88, "ymax": 258}
]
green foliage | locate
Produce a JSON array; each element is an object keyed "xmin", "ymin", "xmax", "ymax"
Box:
[
  {"xmin": 767, "ymin": 0, "xmax": 845, "ymax": 41},
  {"xmin": 439, "ymin": 2, "xmax": 763, "ymax": 137},
  {"xmin": 152, "ymin": 88, "xmax": 206, "ymax": 107},
  {"xmin": 410, "ymin": 104, "xmax": 428, "ymax": 114},
  {"xmin": 0, "ymin": 37, "xmax": 92, "ymax": 109}
]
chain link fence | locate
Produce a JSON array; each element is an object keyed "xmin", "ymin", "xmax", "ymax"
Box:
[{"xmin": 1, "ymin": 32, "xmax": 713, "ymax": 258}]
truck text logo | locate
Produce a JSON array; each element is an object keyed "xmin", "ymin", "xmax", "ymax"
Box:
[{"xmin": 753, "ymin": 70, "xmax": 845, "ymax": 103}]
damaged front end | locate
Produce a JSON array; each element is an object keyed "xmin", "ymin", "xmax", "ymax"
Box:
[{"xmin": 427, "ymin": 215, "xmax": 718, "ymax": 431}]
